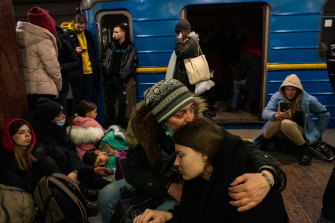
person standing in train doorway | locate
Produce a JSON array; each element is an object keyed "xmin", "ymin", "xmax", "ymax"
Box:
[
  {"xmin": 60, "ymin": 14, "xmax": 99, "ymax": 113},
  {"xmin": 101, "ymin": 23, "xmax": 138, "ymax": 128},
  {"xmin": 173, "ymin": 19, "xmax": 200, "ymax": 93}
]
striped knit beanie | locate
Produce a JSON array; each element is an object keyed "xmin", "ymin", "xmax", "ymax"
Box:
[{"xmin": 145, "ymin": 79, "xmax": 194, "ymax": 123}]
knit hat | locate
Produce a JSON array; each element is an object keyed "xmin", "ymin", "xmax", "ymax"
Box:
[
  {"xmin": 34, "ymin": 98, "xmax": 63, "ymax": 122},
  {"xmin": 99, "ymin": 128, "xmax": 128, "ymax": 150},
  {"xmin": 145, "ymin": 79, "xmax": 194, "ymax": 123},
  {"xmin": 175, "ymin": 19, "xmax": 191, "ymax": 34},
  {"xmin": 28, "ymin": 7, "xmax": 56, "ymax": 35}
]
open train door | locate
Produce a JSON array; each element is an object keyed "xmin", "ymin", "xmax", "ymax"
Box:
[
  {"xmin": 95, "ymin": 11, "xmax": 136, "ymax": 125},
  {"xmin": 319, "ymin": 0, "xmax": 335, "ymax": 92},
  {"xmin": 183, "ymin": 3, "xmax": 270, "ymax": 125}
]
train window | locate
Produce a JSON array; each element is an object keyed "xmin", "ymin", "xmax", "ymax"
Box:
[
  {"xmin": 319, "ymin": 0, "xmax": 335, "ymax": 60},
  {"xmin": 96, "ymin": 10, "xmax": 132, "ymax": 55}
]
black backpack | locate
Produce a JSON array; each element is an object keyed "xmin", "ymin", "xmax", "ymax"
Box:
[{"xmin": 33, "ymin": 173, "xmax": 88, "ymax": 223}]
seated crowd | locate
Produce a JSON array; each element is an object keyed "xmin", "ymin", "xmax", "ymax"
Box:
[{"xmin": 1, "ymin": 6, "xmax": 334, "ymax": 223}]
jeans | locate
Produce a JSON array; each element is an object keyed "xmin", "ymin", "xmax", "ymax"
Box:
[
  {"xmin": 231, "ymin": 79, "xmax": 246, "ymax": 108},
  {"xmin": 98, "ymin": 179, "xmax": 178, "ymax": 223}
]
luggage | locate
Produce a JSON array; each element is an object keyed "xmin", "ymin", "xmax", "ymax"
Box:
[{"xmin": 33, "ymin": 173, "xmax": 88, "ymax": 223}]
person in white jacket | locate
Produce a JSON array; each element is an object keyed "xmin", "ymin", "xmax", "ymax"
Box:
[{"xmin": 16, "ymin": 6, "xmax": 62, "ymax": 109}]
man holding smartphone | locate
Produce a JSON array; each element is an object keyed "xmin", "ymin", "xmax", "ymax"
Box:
[
  {"xmin": 254, "ymin": 74, "xmax": 330, "ymax": 165},
  {"xmin": 60, "ymin": 14, "xmax": 99, "ymax": 113}
]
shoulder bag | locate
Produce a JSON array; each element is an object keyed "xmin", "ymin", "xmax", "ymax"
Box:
[{"xmin": 184, "ymin": 39, "xmax": 211, "ymax": 85}]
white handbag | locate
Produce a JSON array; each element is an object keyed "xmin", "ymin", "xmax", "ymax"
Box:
[{"xmin": 184, "ymin": 40, "xmax": 210, "ymax": 85}]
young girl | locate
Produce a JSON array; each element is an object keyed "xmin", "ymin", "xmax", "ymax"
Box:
[
  {"xmin": 67, "ymin": 100, "xmax": 105, "ymax": 160},
  {"xmin": 0, "ymin": 119, "xmax": 38, "ymax": 222}
]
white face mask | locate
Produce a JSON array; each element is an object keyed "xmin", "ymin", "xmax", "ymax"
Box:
[{"xmin": 56, "ymin": 119, "xmax": 66, "ymax": 126}]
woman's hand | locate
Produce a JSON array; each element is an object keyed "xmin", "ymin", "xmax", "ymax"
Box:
[
  {"xmin": 133, "ymin": 209, "xmax": 173, "ymax": 223},
  {"xmin": 227, "ymin": 171, "xmax": 273, "ymax": 212},
  {"xmin": 274, "ymin": 109, "xmax": 291, "ymax": 120}
]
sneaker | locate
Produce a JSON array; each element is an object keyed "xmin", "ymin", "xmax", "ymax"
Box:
[{"xmin": 309, "ymin": 141, "xmax": 335, "ymax": 161}]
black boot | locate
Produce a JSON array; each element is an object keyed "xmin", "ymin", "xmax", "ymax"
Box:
[{"xmin": 299, "ymin": 144, "xmax": 311, "ymax": 166}]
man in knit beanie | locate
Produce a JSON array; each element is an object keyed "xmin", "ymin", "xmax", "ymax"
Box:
[{"xmin": 28, "ymin": 7, "xmax": 56, "ymax": 35}]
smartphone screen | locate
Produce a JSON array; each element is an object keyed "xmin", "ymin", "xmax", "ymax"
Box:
[
  {"xmin": 82, "ymin": 49, "xmax": 87, "ymax": 52},
  {"xmin": 280, "ymin": 102, "xmax": 289, "ymax": 112}
]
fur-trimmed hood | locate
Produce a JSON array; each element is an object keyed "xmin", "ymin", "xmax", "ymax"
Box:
[
  {"xmin": 126, "ymin": 97, "xmax": 207, "ymax": 167},
  {"xmin": 66, "ymin": 116, "xmax": 105, "ymax": 145}
]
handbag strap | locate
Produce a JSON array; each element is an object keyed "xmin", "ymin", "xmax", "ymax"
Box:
[{"xmin": 194, "ymin": 39, "xmax": 203, "ymax": 56}]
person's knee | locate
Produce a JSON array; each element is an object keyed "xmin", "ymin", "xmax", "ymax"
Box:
[{"xmin": 280, "ymin": 120, "xmax": 299, "ymax": 134}]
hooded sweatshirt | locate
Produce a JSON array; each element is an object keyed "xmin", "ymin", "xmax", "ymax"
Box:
[
  {"xmin": 61, "ymin": 22, "xmax": 93, "ymax": 75},
  {"xmin": 278, "ymin": 74, "xmax": 304, "ymax": 126},
  {"xmin": 0, "ymin": 119, "xmax": 35, "ymax": 192},
  {"xmin": 257, "ymin": 74, "xmax": 330, "ymax": 145}
]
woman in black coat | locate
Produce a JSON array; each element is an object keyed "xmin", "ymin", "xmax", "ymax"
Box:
[
  {"xmin": 173, "ymin": 19, "xmax": 199, "ymax": 93},
  {"xmin": 29, "ymin": 97, "xmax": 110, "ymax": 189},
  {"xmin": 134, "ymin": 117, "xmax": 288, "ymax": 223}
]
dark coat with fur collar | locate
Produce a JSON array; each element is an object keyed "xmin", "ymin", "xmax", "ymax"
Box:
[{"xmin": 123, "ymin": 97, "xmax": 286, "ymax": 199}]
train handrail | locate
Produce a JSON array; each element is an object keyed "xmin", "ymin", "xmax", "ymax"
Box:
[
  {"xmin": 135, "ymin": 63, "xmax": 328, "ymax": 74},
  {"xmin": 266, "ymin": 63, "xmax": 327, "ymax": 70}
]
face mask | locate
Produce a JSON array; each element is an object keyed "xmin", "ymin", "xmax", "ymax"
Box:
[
  {"xmin": 165, "ymin": 127, "xmax": 175, "ymax": 138},
  {"xmin": 56, "ymin": 119, "xmax": 66, "ymax": 126}
]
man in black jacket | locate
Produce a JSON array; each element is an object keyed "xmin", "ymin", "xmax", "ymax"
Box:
[
  {"xmin": 60, "ymin": 15, "xmax": 99, "ymax": 113},
  {"xmin": 101, "ymin": 23, "xmax": 138, "ymax": 126}
]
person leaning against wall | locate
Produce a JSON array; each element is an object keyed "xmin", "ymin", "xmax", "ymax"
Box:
[{"xmin": 254, "ymin": 74, "xmax": 330, "ymax": 166}]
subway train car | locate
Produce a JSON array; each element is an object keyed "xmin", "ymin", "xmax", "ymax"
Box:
[{"xmin": 79, "ymin": 0, "xmax": 335, "ymax": 127}]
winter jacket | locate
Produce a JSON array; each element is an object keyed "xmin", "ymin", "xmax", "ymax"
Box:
[
  {"xmin": 60, "ymin": 22, "xmax": 99, "ymax": 80},
  {"xmin": 174, "ymin": 34, "xmax": 200, "ymax": 92},
  {"xmin": 66, "ymin": 116, "xmax": 105, "ymax": 160},
  {"xmin": 56, "ymin": 26, "xmax": 81, "ymax": 85},
  {"xmin": 123, "ymin": 97, "xmax": 287, "ymax": 199},
  {"xmin": 16, "ymin": 22, "xmax": 62, "ymax": 96},
  {"xmin": 172, "ymin": 129, "xmax": 288, "ymax": 223},
  {"xmin": 101, "ymin": 40, "xmax": 138, "ymax": 85},
  {"xmin": 30, "ymin": 118, "xmax": 109, "ymax": 189},
  {"xmin": 255, "ymin": 74, "xmax": 330, "ymax": 145}
]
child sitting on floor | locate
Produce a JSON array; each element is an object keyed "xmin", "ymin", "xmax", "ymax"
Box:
[{"xmin": 67, "ymin": 100, "xmax": 105, "ymax": 160}]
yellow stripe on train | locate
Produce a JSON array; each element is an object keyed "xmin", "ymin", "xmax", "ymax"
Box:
[{"xmin": 135, "ymin": 63, "xmax": 327, "ymax": 74}]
